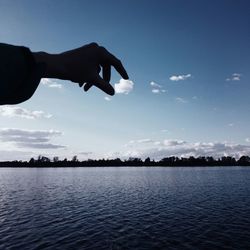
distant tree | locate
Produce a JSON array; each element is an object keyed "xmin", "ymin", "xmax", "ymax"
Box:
[
  {"xmin": 37, "ymin": 155, "xmax": 42, "ymax": 162},
  {"xmin": 41, "ymin": 156, "xmax": 50, "ymax": 162},
  {"xmin": 72, "ymin": 155, "xmax": 78, "ymax": 162},
  {"xmin": 29, "ymin": 158, "xmax": 35, "ymax": 164},
  {"xmin": 3, "ymin": 154, "xmax": 250, "ymax": 168},
  {"xmin": 206, "ymin": 156, "xmax": 215, "ymax": 165},
  {"xmin": 238, "ymin": 156, "xmax": 250, "ymax": 165},
  {"xmin": 53, "ymin": 156, "xmax": 59, "ymax": 162},
  {"xmin": 221, "ymin": 156, "xmax": 236, "ymax": 166},
  {"xmin": 144, "ymin": 157, "xmax": 151, "ymax": 165},
  {"xmin": 127, "ymin": 157, "xmax": 142, "ymax": 166}
]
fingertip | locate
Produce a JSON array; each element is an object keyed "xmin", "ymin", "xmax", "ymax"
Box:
[
  {"xmin": 114, "ymin": 61, "xmax": 129, "ymax": 80},
  {"xmin": 123, "ymin": 72, "xmax": 129, "ymax": 80},
  {"xmin": 89, "ymin": 42, "xmax": 99, "ymax": 48},
  {"xmin": 109, "ymin": 88, "xmax": 115, "ymax": 96},
  {"xmin": 95, "ymin": 76, "xmax": 115, "ymax": 96},
  {"xmin": 103, "ymin": 83, "xmax": 115, "ymax": 96},
  {"xmin": 84, "ymin": 83, "xmax": 92, "ymax": 92}
]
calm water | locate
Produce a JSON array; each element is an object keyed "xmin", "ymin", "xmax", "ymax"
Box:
[{"xmin": 0, "ymin": 167, "xmax": 250, "ymax": 250}]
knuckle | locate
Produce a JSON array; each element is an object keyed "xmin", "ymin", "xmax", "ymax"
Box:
[
  {"xmin": 116, "ymin": 59, "xmax": 122, "ymax": 66},
  {"xmin": 89, "ymin": 42, "xmax": 99, "ymax": 48},
  {"xmin": 99, "ymin": 46, "xmax": 108, "ymax": 55}
]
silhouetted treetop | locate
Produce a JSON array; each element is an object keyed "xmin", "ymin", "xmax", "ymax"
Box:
[{"xmin": 1, "ymin": 155, "xmax": 250, "ymax": 167}]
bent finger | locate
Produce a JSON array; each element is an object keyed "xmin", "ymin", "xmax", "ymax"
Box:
[
  {"xmin": 100, "ymin": 47, "xmax": 129, "ymax": 80},
  {"xmin": 84, "ymin": 83, "xmax": 93, "ymax": 92},
  {"xmin": 102, "ymin": 64, "xmax": 111, "ymax": 83},
  {"xmin": 94, "ymin": 75, "xmax": 115, "ymax": 96},
  {"xmin": 111, "ymin": 59, "xmax": 129, "ymax": 80}
]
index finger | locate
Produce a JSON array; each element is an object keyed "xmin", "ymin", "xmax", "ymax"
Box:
[{"xmin": 100, "ymin": 47, "xmax": 129, "ymax": 80}]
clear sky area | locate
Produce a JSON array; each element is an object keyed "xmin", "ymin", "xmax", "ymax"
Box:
[{"xmin": 0, "ymin": 0, "xmax": 249, "ymax": 160}]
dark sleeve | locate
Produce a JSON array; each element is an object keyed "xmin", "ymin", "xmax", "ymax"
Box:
[{"xmin": 0, "ymin": 43, "xmax": 46, "ymax": 105}]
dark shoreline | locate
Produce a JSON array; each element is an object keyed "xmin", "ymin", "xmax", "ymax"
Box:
[
  {"xmin": 1, "ymin": 166, "xmax": 250, "ymax": 168},
  {"xmin": 1, "ymin": 155, "xmax": 250, "ymax": 167}
]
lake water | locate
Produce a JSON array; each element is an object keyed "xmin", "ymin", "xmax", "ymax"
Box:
[{"xmin": 0, "ymin": 167, "xmax": 250, "ymax": 250}]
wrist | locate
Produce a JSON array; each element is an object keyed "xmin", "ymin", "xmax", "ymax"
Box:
[{"xmin": 32, "ymin": 51, "xmax": 64, "ymax": 79}]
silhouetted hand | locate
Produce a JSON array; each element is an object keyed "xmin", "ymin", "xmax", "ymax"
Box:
[{"xmin": 33, "ymin": 43, "xmax": 129, "ymax": 95}]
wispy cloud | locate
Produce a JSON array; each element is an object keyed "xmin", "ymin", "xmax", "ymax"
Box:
[
  {"xmin": 175, "ymin": 97, "xmax": 188, "ymax": 103},
  {"xmin": 0, "ymin": 150, "xmax": 37, "ymax": 161},
  {"xmin": 169, "ymin": 74, "xmax": 192, "ymax": 81},
  {"xmin": 128, "ymin": 139, "xmax": 154, "ymax": 144},
  {"xmin": 114, "ymin": 79, "xmax": 134, "ymax": 94},
  {"xmin": 104, "ymin": 96, "xmax": 111, "ymax": 101},
  {"xmin": 78, "ymin": 151, "xmax": 93, "ymax": 156},
  {"xmin": 226, "ymin": 73, "xmax": 241, "ymax": 81},
  {"xmin": 150, "ymin": 81, "xmax": 166, "ymax": 94},
  {"xmin": 163, "ymin": 139, "xmax": 186, "ymax": 146},
  {"xmin": 41, "ymin": 78, "xmax": 63, "ymax": 89},
  {"xmin": 137, "ymin": 139, "xmax": 154, "ymax": 143},
  {"xmin": 0, "ymin": 128, "xmax": 65, "ymax": 149},
  {"xmin": 152, "ymin": 89, "xmax": 160, "ymax": 94},
  {"xmin": 111, "ymin": 139, "xmax": 250, "ymax": 160},
  {"xmin": 150, "ymin": 81, "xmax": 162, "ymax": 88},
  {"xmin": 0, "ymin": 106, "xmax": 52, "ymax": 119}
]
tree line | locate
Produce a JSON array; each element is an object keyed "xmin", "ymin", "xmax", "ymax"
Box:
[{"xmin": 0, "ymin": 155, "xmax": 250, "ymax": 167}]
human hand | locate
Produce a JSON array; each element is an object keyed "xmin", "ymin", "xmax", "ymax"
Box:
[{"xmin": 33, "ymin": 43, "xmax": 129, "ymax": 95}]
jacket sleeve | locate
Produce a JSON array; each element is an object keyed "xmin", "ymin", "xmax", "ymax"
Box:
[{"xmin": 0, "ymin": 43, "xmax": 46, "ymax": 105}]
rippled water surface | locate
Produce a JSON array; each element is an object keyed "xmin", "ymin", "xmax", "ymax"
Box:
[{"xmin": 0, "ymin": 167, "xmax": 250, "ymax": 250}]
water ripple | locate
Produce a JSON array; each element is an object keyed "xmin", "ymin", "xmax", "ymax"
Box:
[{"xmin": 0, "ymin": 167, "xmax": 250, "ymax": 249}]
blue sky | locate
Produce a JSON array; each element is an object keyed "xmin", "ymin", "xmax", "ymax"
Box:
[{"xmin": 0, "ymin": 0, "xmax": 250, "ymax": 160}]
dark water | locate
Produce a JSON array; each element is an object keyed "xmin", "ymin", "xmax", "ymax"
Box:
[{"xmin": 0, "ymin": 167, "xmax": 250, "ymax": 250}]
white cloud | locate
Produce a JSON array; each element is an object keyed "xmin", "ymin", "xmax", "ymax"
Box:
[
  {"xmin": 137, "ymin": 139, "xmax": 154, "ymax": 143},
  {"xmin": 152, "ymin": 89, "xmax": 166, "ymax": 94},
  {"xmin": 175, "ymin": 97, "xmax": 188, "ymax": 103},
  {"xmin": 48, "ymin": 83, "xmax": 62, "ymax": 88},
  {"xmin": 0, "ymin": 106, "xmax": 52, "ymax": 119},
  {"xmin": 128, "ymin": 139, "xmax": 153, "ymax": 144},
  {"xmin": 226, "ymin": 73, "xmax": 242, "ymax": 81},
  {"xmin": 104, "ymin": 97, "xmax": 111, "ymax": 101},
  {"xmin": 169, "ymin": 74, "xmax": 192, "ymax": 81},
  {"xmin": 0, "ymin": 128, "xmax": 65, "ymax": 149},
  {"xmin": 154, "ymin": 141, "xmax": 161, "ymax": 145},
  {"xmin": 0, "ymin": 150, "xmax": 37, "ymax": 161},
  {"xmin": 245, "ymin": 138, "xmax": 250, "ymax": 143},
  {"xmin": 109, "ymin": 139, "xmax": 250, "ymax": 160},
  {"xmin": 152, "ymin": 89, "xmax": 160, "ymax": 94},
  {"xmin": 163, "ymin": 139, "xmax": 186, "ymax": 146},
  {"xmin": 150, "ymin": 81, "xmax": 166, "ymax": 94},
  {"xmin": 228, "ymin": 123, "xmax": 234, "ymax": 127},
  {"xmin": 114, "ymin": 79, "xmax": 134, "ymax": 94},
  {"xmin": 161, "ymin": 129, "xmax": 168, "ymax": 133},
  {"xmin": 78, "ymin": 151, "xmax": 93, "ymax": 156},
  {"xmin": 41, "ymin": 78, "xmax": 63, "ymax": 89},
  {"xmin": 150, "ymin": 81, "xmax": 162, "ymax": 88}
]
